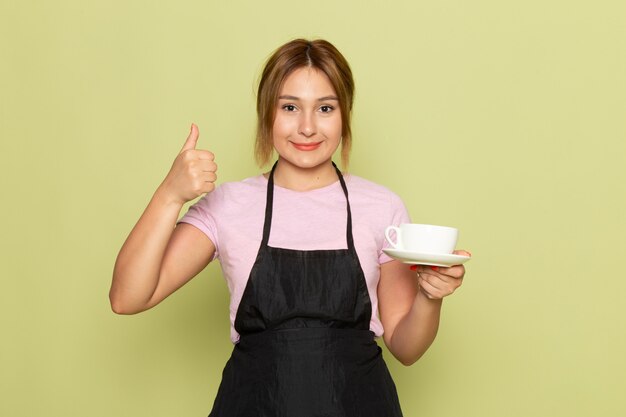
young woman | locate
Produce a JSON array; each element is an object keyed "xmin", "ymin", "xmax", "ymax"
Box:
[{"xmin": 110, "ymin": 38, "xmax": 469, "ymax": 416}]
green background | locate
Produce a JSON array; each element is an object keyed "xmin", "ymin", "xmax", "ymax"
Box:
[{"xmin": 2, "ymin": 0, "xmax": 625, "ymax": 416}]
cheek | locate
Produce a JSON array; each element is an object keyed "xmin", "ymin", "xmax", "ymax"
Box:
[
  {"xmin": 322, "ymin": 117, "xmax": 343, "ymax": 138},
  {"xmin": 272, "ymin": 115, "xmax": 294, "ymax": 137}
]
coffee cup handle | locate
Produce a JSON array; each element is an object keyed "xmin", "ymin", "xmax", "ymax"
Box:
[{"xmin": 385, "ymin": 226, "xmax": 401, "ymax": 249}]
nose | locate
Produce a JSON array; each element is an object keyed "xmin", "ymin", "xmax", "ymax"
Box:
[{"xmin": 298, "ymin": 112, "xmax": 317, "ymax": 138}]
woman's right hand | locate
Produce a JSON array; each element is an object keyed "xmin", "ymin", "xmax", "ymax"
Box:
[
  {"xmin": 110, "ymin": 123, "xmax": 217, "ymax": 314},
  {"xmin": 159, "ymin": 124, "xmax": 217, "ymax": 205}
]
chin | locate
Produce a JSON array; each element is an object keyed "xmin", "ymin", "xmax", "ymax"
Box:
[{"xmin": 280, "ymin": 154, "xmax": 332, "ymax": 170}]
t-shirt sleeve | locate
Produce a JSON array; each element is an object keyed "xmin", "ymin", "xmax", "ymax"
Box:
[
  {"xmin": 176, "ymin": 187, "xmax": 222, "ymax": 260},
  {"xmin": 379, "ymin": 192, "xmax": 411, "ymax": 264}
]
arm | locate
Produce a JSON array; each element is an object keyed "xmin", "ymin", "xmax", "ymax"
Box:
[
  {"xmin": 377, "ymin": 251, "xmax": 468, "ymax": 366},
  {"xmin": 109, "ymin": 124, "xmax": 217, "ymax": 314}
]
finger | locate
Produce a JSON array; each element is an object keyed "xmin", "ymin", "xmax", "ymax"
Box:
[
  {"xmin": 424, "ymin": 262, "xmax": 464, "ymax": 278},
  {"xmin": 432, "ymin": 271, "xmax": 464, "ymax": 292},
  {"xmin": 194, "ymin": 175, "xmax": 216, "ymax": 192},
  {"xmin": 431, "ymin": 272, "xmax": 464, "ymax": 290},
  {"xmin": 425, "ymin": 268, "xmax": 462, "ymax": 287},
  {"xmin": 186, "ymin": 160, "xmax": 217, "ymax": 177},
  {"xmin": 202, "ymin": 181, "xmax": 215, "ymax": 193},
  {"xmin": 199, "ymin": 181, "xmax": 216, "ymax": 194},
  {"xmin": 420, "ymin": 287, "xmax": 434, "ymax": 300},
  {"xmin": 193, "ymin": 149, "xmax": 215, "ymax": 161},
  {"xmin": 197, "ymin": 159, "xmax": 218, "ymax": 172},
  {"xmin": 417, "ymin": 279, "xmax": 433, "ymax": 299},
  {"xmin": 437, "ymin": 264, "xmax": 465, "ymax": 279},
  {"xmin": 419, "ymin": 265, "xmax": 446, "ymax": 280},
  {"xmin": 421, "ymin": 273, "xmax": 460, "ymax": 298},
  {"xmin": 180, "ymin": 123, "xmax": 199, "ymax": 153},
  {"xmin": 454, "ymin": 249, "xmax": 471, "ymax": 257},
  {"xmin": 191, "ymin": 169, "xmax": 217, "ymax": 183},
  {"xmin": 418, "ymin": 278, "xmax": 441, "ymax": 299},
  {"xmin": 201, "ymin": 171, "xmax": 217, "ymax": 183},
  {"xmin": 419, "ymin": 272, "xmax": 444, "ymax": 291}
]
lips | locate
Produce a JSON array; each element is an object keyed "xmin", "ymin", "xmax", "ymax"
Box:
[{"xmin": 291, "ymin": 141, "xmax": 322, "ymax": 151}]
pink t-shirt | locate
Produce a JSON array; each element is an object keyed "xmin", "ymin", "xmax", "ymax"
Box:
[{"xmin": 177, "ymin": 173, "xmax": 410, "ymax": 343}]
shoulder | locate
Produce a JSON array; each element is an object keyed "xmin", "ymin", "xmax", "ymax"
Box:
[
  {"xmin": 217, "ymin": 174, "xmax": 266, "ymax": 198},
  {"xmin": 189, "ymin": 174, "xmax": 266, "ymax": 212},
  {"xmin": 344, "ymin": 174, "xmax": 411, "ymax": 226},
  {"xmin": 344, "ymin": 174, "xmax": 406, "ymax": 208}
]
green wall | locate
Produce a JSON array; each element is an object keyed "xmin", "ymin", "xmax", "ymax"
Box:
[{"xmin": 1, "ymin": 1, "xmax": 625, "ymax": 416}]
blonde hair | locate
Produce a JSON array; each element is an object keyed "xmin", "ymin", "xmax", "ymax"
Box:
[{"xmin": 255, "ymin": 39, "xmax": 355, "ymax": 169}]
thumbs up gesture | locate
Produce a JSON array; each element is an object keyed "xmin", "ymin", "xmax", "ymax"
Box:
[{"xmin": 159, "ymin": 124, "xmax": 217, "ymax": 205}]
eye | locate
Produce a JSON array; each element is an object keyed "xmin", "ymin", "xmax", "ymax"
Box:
[
  {"xmin": 320, "ymin": 105, "xmax": 334, "ymax": 113},
  {"xmin": 282, "ymin": 104, "xmax": 297, "ymax": 112}
]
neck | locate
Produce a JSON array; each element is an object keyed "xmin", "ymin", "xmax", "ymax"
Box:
[{"xmin": 270, "ymin": 158, "xmax": 339, "ymax": 191}]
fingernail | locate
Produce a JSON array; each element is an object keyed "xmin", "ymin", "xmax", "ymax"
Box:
[
  {"xmin": 409, "ymin": 265, "xmax": 418, "ymax": 271},
  {"xmin": 430, "ymin": 266, "xmax": 439, "ymax": 271}
]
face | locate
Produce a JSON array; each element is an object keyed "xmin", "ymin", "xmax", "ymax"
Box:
[{"xmin": 272, "ymin": 67, "xmax": 342, "ymax": 171}]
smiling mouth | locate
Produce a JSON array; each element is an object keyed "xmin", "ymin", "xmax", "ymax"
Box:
[{"xmin": 291, "ymin": 141, "xmax": 322, "ymax": 151}]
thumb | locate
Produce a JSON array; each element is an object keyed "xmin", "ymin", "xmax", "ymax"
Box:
[
  {"xmin": 180, "ymin": 123, "xmax": 199, "ymax": 153},
  {"xmin": 453, "ymin": 249, "xmax": 472, "ymax": 257}
]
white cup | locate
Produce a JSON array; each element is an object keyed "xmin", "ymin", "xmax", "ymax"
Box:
[{"xmin": 385, "ymin": 223, "xmax": 458, "ymax": 254}]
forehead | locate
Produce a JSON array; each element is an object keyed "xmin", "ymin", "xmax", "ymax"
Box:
[{"xmin": 279, "ymin": 67, "xmax": 336, "ymax": 95}]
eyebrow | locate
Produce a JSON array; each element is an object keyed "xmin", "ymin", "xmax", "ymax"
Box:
[{"xmin": 278, "ymin": 95, "xmax": 339, "ymax": 101}]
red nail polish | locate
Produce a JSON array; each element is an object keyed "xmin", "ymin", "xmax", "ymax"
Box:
[
  {"xmin": 430, "ymin": 266, "xmax": 439, "ymax": 271},
  {"xmin": 409, "ymin": 265, "xmax": 418, "ymax": 271}
]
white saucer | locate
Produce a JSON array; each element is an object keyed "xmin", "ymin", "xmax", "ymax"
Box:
[{"xmin": 383, "ymin": 248, "xmax": 471, "ymax": 267}]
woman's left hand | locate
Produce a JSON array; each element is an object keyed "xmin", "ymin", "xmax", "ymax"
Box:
[{"xmin": 411, "ymin": 250, "xmax": 470, "ymax": 300}]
